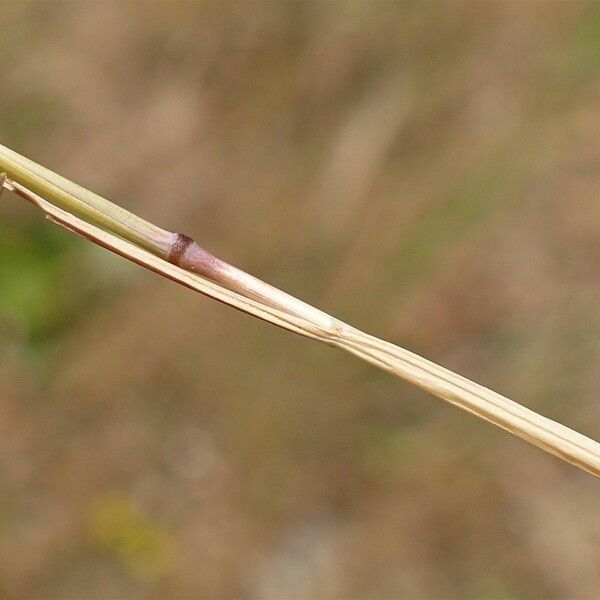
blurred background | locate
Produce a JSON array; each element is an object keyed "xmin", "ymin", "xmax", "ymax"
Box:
[{"xmin": 0, "ymin": 1, "xmax": 599, "ymax": 598}]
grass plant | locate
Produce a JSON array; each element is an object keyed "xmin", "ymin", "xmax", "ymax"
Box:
[{"xmin": 1, "ymin": 143, "xmax": 599, "ymax": 478}]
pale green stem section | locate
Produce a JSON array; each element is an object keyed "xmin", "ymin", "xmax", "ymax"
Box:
[
  {"xmin": 0, "ymin": 144, "xmax": 334, "ymax": 330},
  {"xmin": 0, "ymin": 143, "xmax": 174, "ymax": 254}
]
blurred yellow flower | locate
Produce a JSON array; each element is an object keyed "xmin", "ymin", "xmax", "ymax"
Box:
[{"xmin": 89, "ymin": 493, "xmax": 176, "ymax": 580}]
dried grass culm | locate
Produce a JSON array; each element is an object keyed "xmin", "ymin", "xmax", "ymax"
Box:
[{"xmin": 1, "ymin": 143, "xmax": 599, "ymax": 479}]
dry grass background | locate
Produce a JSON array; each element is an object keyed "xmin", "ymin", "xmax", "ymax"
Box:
[{"xmin": 0, "ymin": 1, "xmax": 599, "ymax": 598}]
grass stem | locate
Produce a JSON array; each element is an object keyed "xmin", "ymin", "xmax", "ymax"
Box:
[{"xmin": 1, "ymin": 145, "xmax": 599, "ymax": 479}]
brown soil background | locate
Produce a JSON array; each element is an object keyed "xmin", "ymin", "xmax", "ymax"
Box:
[{"xmin": 0, "ymin": 2, "xmax": 599, "ymax": 598}]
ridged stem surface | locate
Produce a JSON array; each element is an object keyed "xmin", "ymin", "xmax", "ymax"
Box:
[{"xmin": 2, "ymin": 153, "xmax": 599, "ymax": 479}]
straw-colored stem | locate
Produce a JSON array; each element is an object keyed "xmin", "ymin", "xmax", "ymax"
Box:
[
  {"xmin": 330, "ymin": 327, "xmax": 600, "ymax": 477},
  {"xmin": 1, "ymin": 156, "xmax": 599, "ymax": 479}
]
